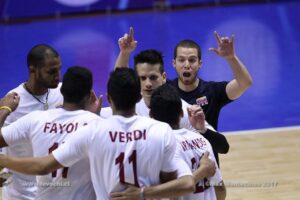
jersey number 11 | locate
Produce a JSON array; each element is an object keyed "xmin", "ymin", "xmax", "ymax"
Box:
[{"xmin": 115, "ymin": 150, "xmax": 139, "ymax": 187}]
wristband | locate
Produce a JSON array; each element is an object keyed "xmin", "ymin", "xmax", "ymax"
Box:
[
  {"xmin": 140, "ymin": 187, "xmax": 145, "ymax": 200},
  {"xmin": 0, "ymin": 106, "xmax": 12, "ymax": 113}
]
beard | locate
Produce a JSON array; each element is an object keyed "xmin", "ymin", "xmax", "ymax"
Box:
[{"xmin": 37, "ymin": 72, "xmax": 59, "ymax": 89}]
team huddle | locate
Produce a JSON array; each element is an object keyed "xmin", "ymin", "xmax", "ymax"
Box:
[{"xmin": 0, "ymin": 27, "xmax": 252, "ymax": 200}]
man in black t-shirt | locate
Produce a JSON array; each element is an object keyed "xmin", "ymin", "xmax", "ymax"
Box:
[{"xmin": 170, "ymin": 32, "xmax": 253, "ymax": 130}]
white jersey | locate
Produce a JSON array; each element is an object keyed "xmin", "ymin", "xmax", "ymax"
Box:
[
  {"xmin": 2, "ymin": 108, "xmax": 99, "ymax": 200},
  {"xmin": 2, "ymin": 82, "xmax": 63, "ymax": 200},
  {"xmin": 53, "ymin": 115, "xmax": 192, "ymax": 199},
  {"xmin": 99, "ymin": 98, "xmax": 214, "ymax": 131},
  {"xmin": 171, "ymin": 128, "xmax": 223, "ymax": 200}
]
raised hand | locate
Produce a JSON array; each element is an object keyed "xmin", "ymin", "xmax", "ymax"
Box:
[
  {"xmin": 209, "ymin": 31, "xmax": 235, "ymax": 59},
  {"xmin": 118, "ymin": 27, "xmax": 138, "ymax": 54},
  {"xmin": 85, "ymin": 90, "xmax": 103, "ymax": 114},
  {"xmin": 187, "ymin": 104, "xmax": 206, "ymax": 133}
]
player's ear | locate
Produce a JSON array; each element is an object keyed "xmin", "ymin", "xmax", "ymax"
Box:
[
  {"xmin": 29, "ymin": 65, "xmax": 35, "ymax": 73},
  {"xmin": 162, "ymin": 72, "xmax": 167, "ymax": 84},
  {"xmin": 106, "ymin": 93, "xmax": 111, "ymax": 104},
  {"xmin": 197, "ymin": 59, "xmax": 203, "ymax": 71},
  {"xmin": 172, "ymin": 59, "xmax": 176, "ymax": 68}
]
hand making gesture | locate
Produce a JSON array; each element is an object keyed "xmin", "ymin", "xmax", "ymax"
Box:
[
  {"xmin": 209, "ymin": 31, "xmax": 235, "ymax": 59},
  {"xmin": 118, "ymin": 27, "xmax": 138, "ymax": 54},
  {"xmin": 187, "ymin": 105, "xmax": 206, "ymax": 134},
  {"xmin": 115, "ymin": 27, "xmax": 138, "ymax": 69}
]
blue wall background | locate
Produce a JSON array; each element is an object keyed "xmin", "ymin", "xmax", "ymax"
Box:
[{"xmin": 1, "ymin": 0, "xmax": 296, "ymax": 21}]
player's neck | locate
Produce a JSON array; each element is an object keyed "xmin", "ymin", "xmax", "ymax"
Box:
[
  {"xmin": 62, "ymin": 102, "xmax": 84, "ymax": 111},
  {"xmin": 178, "ymin": 78, "xmax": 199, "ymax": 92},
  {"xmin": 171, "ymin": 124, "xmax": 180, "ymax": 130},
  {"xmin": 112, "ymin": 108, "xmax": 136, "ymax": 118},
  {"xmin": 143, "ymin": 96, "xmax": 151, "ymax": 108},
  {"xmin": 24, "ymin": 79, "xmax": 48, "ymax": 95}
]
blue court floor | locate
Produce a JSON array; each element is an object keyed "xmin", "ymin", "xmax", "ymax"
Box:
[{"xmin": 0, "ymin": 1, "xmax": 299, "ymax": 132}]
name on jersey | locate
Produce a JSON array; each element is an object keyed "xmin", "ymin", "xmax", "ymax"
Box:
[
  {"xmin": 43, "ymin": 122, "xmax": 79, "ymax": 134},
  {"xmin": 180, "ymin": 138, "xmax": 207, "ymax": 151},
  {"xmin": 109, "ymin": 129, "xmax": 146, "ymax": 143}
]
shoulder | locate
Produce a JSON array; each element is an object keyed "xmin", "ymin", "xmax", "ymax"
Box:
[
  {"xmin": 49, "ymin": 83, "xmax": 63, "ymax": 95},
  {"xmin": 135, "ymin": 99, "xmax": 149, "ymax": 116},
  {"xmin": 199, "ymin": 79, "xmax": 228, "ymax": 90},
  {"xmin": 14, "ymin": 110, "xmax": 43, "ymax": 123},
  {"xmin": 100, "ymin": 107, "xmax": 113, "ymax": 118},
  {"xmin": 166, "ymin": 78, "xmax": 178, "ymax": 87},
  {"xmin": 133, "ymin": 116, "xmax": 172, "ymax": 133},
  {"xmin": 180, "ymin": 98, "xmax": 191, "ymax": 108},
  {"xmin": 80, "ymin": 110, "xmax": 102, "ymax": 120},
  {"xmin": 7, "ymin": 83, "xmax": 27, "ymax": 95}
]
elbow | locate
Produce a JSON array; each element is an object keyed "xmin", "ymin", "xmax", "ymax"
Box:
[
  {"xmin": 219, "ymin": 142, "xmax": 230, "ymax": 154},
  {"xmin": 218, "ymin": 143, "xmax": 230, "ymax": 154},
  {"xmin": 248, "ymin": 78, "xmax": 253, "ymax": 86},
  {"xmin": 215, "ymin": 135, "xmax": 230, "ymax": 154},
  {"xmin": 245, "ymin": 78, "xmax": 253, "ymax": 89},
  {"xmin": 220, "ymin": 135, "xmax": 230, "ymax": 154},
  {"xmin": 243, "ymin": 76, "xmax": 253, "ymax": 89}
]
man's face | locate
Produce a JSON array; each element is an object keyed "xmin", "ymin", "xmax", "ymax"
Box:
[
  {"xmin": 173, "ymin": 47, "xmax": 202, "ymax": 85},
  {"xmin": 35, "ymin": 56, "xmax": 61, "ymax": 89},
  {"xmin": 136, "ymin": 63, "xmax": 166, "ymax": 99}
]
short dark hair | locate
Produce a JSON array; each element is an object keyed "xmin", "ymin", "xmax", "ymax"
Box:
[
  {"xmin": 134, "ymin": 49, "xmax": 164, "ymax": 73},
  {"xmin": 61, "ymin": 66, "xmax": 93, "ymax": 104},
  {"xmin": 27, "ymin": 44, "xmax": 59, "ymax": 69},
  {"xmin": 173, "ymin": 39, "xmax": 201, "ymax": 60},
  {"xmin": 150, "ymin": 84, "xmax": 182, "ymax": 127},
  {"xmin": 107, "ymin": 68, "xmax": 141, "ymax": 111}
]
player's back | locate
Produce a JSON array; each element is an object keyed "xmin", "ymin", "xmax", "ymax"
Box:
[
  {"xmin": 2, "ymin": 108, "xmax": 99, "ymax": 200},
  {"xmin": 87, "ymin": 115, "xmax": 177, "ymax": 199},
  {"xmin": 172, "ymin": 128, "xmax": 222, "ymax": 200}
]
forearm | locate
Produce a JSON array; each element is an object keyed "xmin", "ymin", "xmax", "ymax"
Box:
[
  {"xmin": 114, "ymin": 52, "xmax": 131, "ymax": 70},
  {"xmin": 144, "ymin": 175, "xmax": 195, "ymax": 199},
  {"xmin": 0, "ymin": 109, "xmax": 10, "ymax": 128},
  {"xmin": 193, "ymin": 167, "xmax": 207, "ymax": 182},
  {"xmin": 0, "ymin": 109, "xmax": 11, "ymax": 147},
  {"xmin": 215, "ymin": 183, "xmax": 226, "ymax": 200},
  {"xmin": 202, "ymin": 129, "xmax": 229, "ymax": 154},
  {"xmin": 226, "ymin": 55, "xmax": 253, "ymax": 88},
  {"xmin": 0, "ymin": 155, "xmax": 62, "ymax": 175}
]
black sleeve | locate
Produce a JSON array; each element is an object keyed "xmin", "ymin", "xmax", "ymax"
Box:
[{"xmin": 202, "ymin": 129, "xmax": 229, "ymax": 154}]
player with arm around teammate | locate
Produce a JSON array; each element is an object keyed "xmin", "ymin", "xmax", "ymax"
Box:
[
  {"xmin": 1, "ymin": 44, "xmax": 64, "ymax": 200},
  {"xmin": 0, "ymin": 68, "xmax": 198, "ymax": 200},
  {"xmin": 110, "ymin": 84, "xmax": 225, "ymax": 200},
  {"xmin": 111, "ymin": 84, "xmax": 225, "ymax": 200},
  {"xmin": 0, "ymin": 66, "xmax": 102, "ymax": 200}
]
